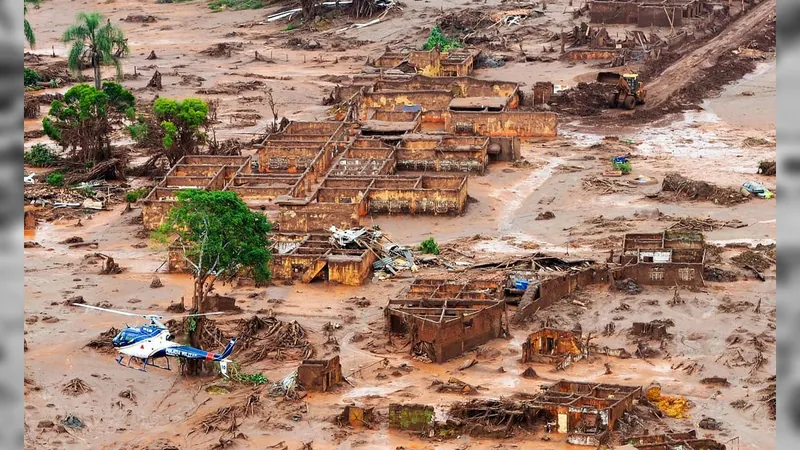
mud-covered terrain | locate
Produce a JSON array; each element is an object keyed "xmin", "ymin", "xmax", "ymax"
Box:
[{"xmin": 23, "ymin": 0, "xmax": 775, "ymax": 449}]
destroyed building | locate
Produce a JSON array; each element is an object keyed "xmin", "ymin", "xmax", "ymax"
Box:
[
  {"xmin": 588, "ymin": 0, "xmax": 705, "ymax": 28},
  {"xmin": 142, "ymin": 118, "xmax": 527, "ymax": 232},
  {"xmin": 169, "ymin": 226, "xmax": 413, "ymax": 286},
  {"xmin": 618, "ymin": 231, "xmax": 706, "ymax": 287},
  {"xmin": 626, "ymin": 430, "xmax": 727, "ymax": 449},
  {"xmin": 332, "ymin": 74, "xmax": 558, "ymax": 139},
  {"xmin": 369, "ymin": 48, "xmax": 479, "ymax": 77},
  {"xmin": 385, "ymin": 278, "xmax": 507, "ymax": 363},
  {"xmin": 536, "ymin": 381, "xmax": 642, "ymax": 446},
  {"xmin": 521, "ymin": 328, "xmax": 583, "ymax": 363},
  {"xmin": 297, "ymin": 356, "xmax": 343, "ymax": 392}
]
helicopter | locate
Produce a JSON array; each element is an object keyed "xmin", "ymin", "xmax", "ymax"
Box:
[{"xmin": 73, "ymin": 303, "xmax": 238, "ymax": 377}]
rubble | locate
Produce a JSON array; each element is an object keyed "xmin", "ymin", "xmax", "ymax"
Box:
[
  {"xmin": 548, "ymin": 82, "xmax": 619, "ymax": 116},
  {"xmin": 62, "ymin": 378, "xmax": 92, "ymax": 396},
  {"xmin": 661, "ymin": 173, "xmax": 749, "ymax": 205},
  {"xmin": 758, "ymin": 160, "xmax": 776, "ymax": 175},
  {"xmin": 199, "ymin": 42, "xmax": 243, "ymax": 58}
]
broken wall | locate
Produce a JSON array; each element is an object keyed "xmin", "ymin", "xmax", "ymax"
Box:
[
  {"xmin": 327, "ymin": 252, "xmax": 377, "ymax": 285},
  {"xmin": 521, "ymin": 329, "xmax": 582, "ymax": 363},
  {"xmin": 446, "ymin": 111, "xmax": 558, "ymax": 138},
  {"xmin": 637, "ymin": 6, "xmax": 684, "ymax": 27},
  {"xmin": 622, "ymin": 263, "xmax": 704, "ymax": 287},
  {"xmin": 362, "ymin": 91, "xmax": 454, "ymax": 116},
  {"xmin": 435, "ymin": 301, "xmax": 506, "ymax": 363},
  {"xmin": 278, "ymin": 202, "xmax": 362, "ymax": 233},
  {"xmin": 388, "ymin": 404, "xmax": 434, "ymax": 431},
  {"xmin": 515, "ymin": 267, "xmax": 617, "ymax": 321},
  {"xmin": 297, "ymin": 356, "xmax": 343, "ymax": 392}
]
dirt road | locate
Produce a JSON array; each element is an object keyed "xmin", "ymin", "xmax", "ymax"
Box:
[{"xmin": 645, "ymin": 0, "xmax": 776, "ymax": 108}]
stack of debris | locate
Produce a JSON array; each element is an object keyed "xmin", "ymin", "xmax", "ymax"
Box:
[
  {"xmin": 328, "ymin": 226, "xmax": 418, "ymax": 279},
  {"xmin": 549, "ymin": 82, "xmax": 619, "ymax": 116},
  {"xmin": 661, "ymin": 173, "xmax": 749, "ymax": 205}
]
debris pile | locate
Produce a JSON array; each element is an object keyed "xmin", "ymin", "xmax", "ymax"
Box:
[
  {"xmin": 662, "ymin": 215, "xmax": 745, "ymax": 232},
  {"xmin": 200, "ymin": 42, "xmax": 243, "ymax": 58},
  {"xmin": 447, "ymin": 399, "xmax": 528, "ymax": 437},
  {"xmin": 85, "ymin": 327, "xmax": 121, "ymax": 353},
  {"xmin": 758, "ymin": 160, "xmax": 776, "ymax": 175},
  {"xmin": 661, "ymin": 173, "xmax": 749, "ymax": 205},
  {"xmin": 731, "ymin": 250, "xmax": 773, "ymax": 272},
  {"xmin": 62, "ymin": 378, "xmax": 92, "ymax": 396},
  {"xmin": 328, "ymin": 226, "xmax": 418, "ymax": 278},
  {"xmin": 432, "ymin": 377, "xmax": 479, "ymax": 395},
  {"xmin": 232, "ymin": 315, "xmax": 314, "ymax": 364},
  {"xmin": 646, "ymin": 384, "xmax": 692, "ymax": 419},
  {"xmin": 549, "ymin": 82, "xmax": 618, "ymax": 116}
]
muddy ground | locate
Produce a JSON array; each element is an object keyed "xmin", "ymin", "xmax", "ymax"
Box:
[{"xmin": 23, "ymin": 0, "xmax": 776, "ymax": 449}]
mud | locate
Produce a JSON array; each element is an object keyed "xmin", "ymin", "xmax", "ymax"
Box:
[{"xmin": 23, "ymin": 0, "xmax": 775, "ymax": 449}]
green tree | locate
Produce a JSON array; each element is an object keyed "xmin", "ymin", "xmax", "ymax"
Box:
[
  {"xmin": 162, "ymin": 190, "xmax": 272, "ymax": 376},
  {"xmin": 42, "ymin": 82, "xmax": 135, "ymax": 163},
  {"xmin": 25, "ymin": 0, "xmax": 40, "ymax": 49},
  {"xmin": 62, "ymin": 12, "xmax": 129, "ymax": 90},
  {"xmin": 153, "ymin": 98, "xmax": 210, "ymax": 165},
  {"xmin": 163, "ymin": 190, "xmax": 272, "ymax": 311}
]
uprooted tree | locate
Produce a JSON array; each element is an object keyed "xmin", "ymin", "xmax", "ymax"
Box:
[
  {"xmin": 161, "ymin": 190, "xmax": 273, "ymax": 376},
  {"xmin": 129, "ymin": 98, "xmax": 210, "ymax": 166},
  {"xmin": 43, "ymin": 82, "xmax": 135, "ymax": 165}
]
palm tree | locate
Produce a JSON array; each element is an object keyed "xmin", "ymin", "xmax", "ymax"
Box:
[
  {"xmin": 24, "ymin": 0, "xmax": 40, "ymax": 49},
  {"xmin": 62, "ymin": 12, "xmax": 129, "ymax": 90}
]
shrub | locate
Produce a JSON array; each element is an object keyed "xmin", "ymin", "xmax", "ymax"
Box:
[
  {"xmin": 127, "ymin": 122, "xmax": 149, "ymax": 145},
  {"xmin": 234, "ymin": 372, "xmax": 268, "ymax": 386},
  {"xmin": 125, "ymin": 188, "xmax": 149, "ymax": 203},
  {"xmin": 208, "ymin": 0, "xmax": 263, "ymax": 11},
  {"xmin": 419, "ymin": 237, "xmax": 440, "ymax": 255},
  {"xmin": 613, "ymin": 161, "xmax": 632, "ymax": 174},
  {"xmin": 46, "ymin": 172, "xmax": 64, "ymax": 186},
  {"xmin": 422, "ymin": 26, "xmax": 462, "ymax": 53},
  {"xmin": 24, "ymin": 67, "xmax": 40, "ymax": 86},
  {"xmin": 24, "ymin": 143, "xmax": 58, "ymax": 167}
]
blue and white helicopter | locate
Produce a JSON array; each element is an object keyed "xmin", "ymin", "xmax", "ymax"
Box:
[{"xmin": 74, "ymin": 303, "xmax": 238, "ymax": 377}]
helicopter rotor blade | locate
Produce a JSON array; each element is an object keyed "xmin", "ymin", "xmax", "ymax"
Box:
[{"xmin": 72, "ymin": 303, "xmax": 143, "ymax": 317}]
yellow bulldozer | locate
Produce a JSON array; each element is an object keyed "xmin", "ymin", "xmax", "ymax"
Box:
[{"xmin": 597, "ymin": 72, "xmax": 646, "ymax": 110}]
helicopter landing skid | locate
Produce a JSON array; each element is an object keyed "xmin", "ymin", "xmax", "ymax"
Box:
[{"xmin": 116, "ymin": 355, "xmax": 171, "ymax": 372}]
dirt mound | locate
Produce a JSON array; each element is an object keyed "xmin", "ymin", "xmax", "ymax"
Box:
[
  {"xmin": 200, "ymin": 42, "xmax": 243, "ymax": 58},
  {"xmin": 549, "ymin": 82, "xmax": 618, "ymax": 116},
  {"xmin": 661, "ymin": 173, "xmax": 749, "ymax": 205}
]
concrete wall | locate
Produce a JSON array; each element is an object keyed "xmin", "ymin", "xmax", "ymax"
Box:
[
  {"xmin": 297, "ymin": 356, "xmax": 343, "ymax": 392},
  {"xmin": 514, "ymin": 267, "xmax": 617, "ymax": 322},
  {"xmin": 446, "ymin": 111, "xmax": 558, "ymax": 138},
  {"xmin": 638, "ymin": 6, "xmax": 684, "ymax": 27},
  {"xmin": 564, "ymin": 50, "xmax": 621, "ymax": 61},
  {"xmin": 388, "ymin": 404, "xmax": 434, "ymax": 431},
  {"xmin": 435, "ymin": 301, "xmax": 506, "ymax": 362},
  {"xmin": 522, "ymin": 329, "xmax": 582, "ymax": 363},
  {"xmin": 142, "ymin": 200, "xmax": 175, "ymax": 231},
  {"xmin": 589, "ymin": 1, "xmax": 640, "ymax": 24},
  {"xmin": 327, "ymin": 252, "xmax": 377, "ymax": 285},
  {"xmin": 278, "ymin": 202, "xmax": 362, "ymax": 233},
  {"xmin": 362, "ymin": 91, "xmax": 454, "ymax": 116},
  {"xmin": 622, "ymin": 263, "xmax": 704, "ymax": 287}
]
